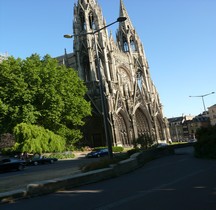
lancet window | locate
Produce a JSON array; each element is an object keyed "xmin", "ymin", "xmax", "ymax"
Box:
[
  {"xmin": 88, "ymin": 12, "xmax": 96, "ymax": 30},
  {"xmin": 83, "ymin": 55, "xmax": 91, "ymax": 81},
  {"xmin": 137, "ymin": 68, "xmax": 143, "ymax": 90},
  {"xmin": 80, "ymin": 11, "xmax": 86, "ymax": 31},
  {"xmin": 123, "ymin": 36, "xmax": 129, "ymax": 52},
  {"xmin": 130, "ymin": 37, "xmax": 136, "ymax": 52}
]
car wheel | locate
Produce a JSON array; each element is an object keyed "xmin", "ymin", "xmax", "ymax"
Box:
[
  {"xmin": 97, "ymin": 154, "xmax": 100, "ymax": 158},
  {"xmin": 33, "ymin": 161, "xmax": 38, "ymax": 166},
  {"xmin": 18, "ymin": 164, "xmax": 24, "ymax": 171},
  {"xmin": 50, "ymin": 159, "xmax": 54, "ymax": 164}
]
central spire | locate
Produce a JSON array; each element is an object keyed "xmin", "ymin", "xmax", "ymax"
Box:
[
  {"xmin": 119, "ymin": 0, "xmax": 127, "ymax": 18},
  {"xmin": 119, "ymin": 0, "xmax": 133, "ymax": 30}
]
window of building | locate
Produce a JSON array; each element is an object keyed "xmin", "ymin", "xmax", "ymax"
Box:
[
  {"xmin": 80, "ymin": 11, "xmax": 86, "ymax": 31},
  {"xmin": 83, "ymin": 55, "xmax": 91, "ymax": 81},
  {"xmin": 89, "ymin": 12, "xmax": 96, "ymax": 30},
  {"xmin": 136, "ymin": 69, "xmax": 142, "ymax": 90},
  {"xmin": 122, "ymin": 36, "xmax": 129, "ymax": 52},
  {"xmin": 130, "ymin": 37, "xmax": 136, "ymax": 52}
]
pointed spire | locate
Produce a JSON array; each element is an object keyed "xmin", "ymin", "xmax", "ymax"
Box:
[
  {"xmin": 117, "ymin": 0, "xmax": 147, "ymax": 59},
  {"xmin": 119, "ymin": 0, "xmax": 133, "ymax": 30},
  {"xmin": 117, "ymin": 0, "xmax": 136, "ymax": 52},
  {"xmin": 119, "ymin": 0, "xmax": 127, "ymax": 18}
]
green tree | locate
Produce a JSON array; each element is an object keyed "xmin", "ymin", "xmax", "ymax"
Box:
[
  {"xmin": 133, "ymin": 133, "xmax": 155, "ymax": 149},
  {"xmin": 0, "ymin": 54, "xmax": 91, "ymax": 145},
  {"xmin": 13, "ymin": 123, "xmax": 66, "ymax": 153},
  {"xmin": 194, "ymin": 125, "xmax": 216, "ymax": 159}
]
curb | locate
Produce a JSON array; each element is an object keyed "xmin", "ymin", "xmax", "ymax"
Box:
[{"xmin": 0, "ymin": 147, "xmax": 176, "ymax": 204}]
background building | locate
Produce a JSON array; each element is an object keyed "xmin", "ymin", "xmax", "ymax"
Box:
[
  {"xmin": 208, "ymin": 104, "xmax": 216, "ymax": 126},
  {"xmin": 168, "ymin": 113, "xmax": 211, "ymax": 142},
  {"xmin": 57, "ymin": 0, "xmax": 169, "ymax": 147}
]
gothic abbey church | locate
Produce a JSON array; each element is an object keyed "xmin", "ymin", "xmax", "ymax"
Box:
[{"xmin": 57, "ymin": 0, "xmax": 170, "ymax": 147}]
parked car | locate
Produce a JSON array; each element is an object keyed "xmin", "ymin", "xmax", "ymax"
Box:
[
  {"xmin": 188, "ymin": 139, "xmax": 197, "ymax": 143},
  {"xmin": 86, "ymin": 148, "xmax": 109, "ymax": 158},
  {"xmin": 26, "ymin": 154, "xmax": 58, "ymax": 166},
  {"xmin": 156, "ymin": 143, "xmax": 169, "ymax": 148},
  {"xmin": 0, "ymin": 157, "xmax": 26, "ymax": 172}
]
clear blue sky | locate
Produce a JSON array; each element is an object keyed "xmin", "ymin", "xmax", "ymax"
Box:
[{"xmin": 1, "ymin": 0, "xmax": 215, "ymax": 118}]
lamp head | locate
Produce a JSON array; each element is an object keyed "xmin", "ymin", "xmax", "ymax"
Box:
[
  {"xmin": 64, "ymin": 34, "xmax": 73, "ymax": 38},
  {"xmin": 117, "ymin": 16, "xmax": 127, "ymax": 22}
]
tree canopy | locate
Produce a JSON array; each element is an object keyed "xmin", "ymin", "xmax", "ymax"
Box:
[
  {"xmin": 194, "ymin": 125, "xmax": 216, "ymax": 159},
  {"xmin": 13, "ymin": 123, "xmax": 66, "ymax": 153},
  {"xmin": 0, "ymin": 54, "xmax": 91, "ymax": 147}
]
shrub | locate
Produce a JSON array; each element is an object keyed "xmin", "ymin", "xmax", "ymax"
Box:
[
  {"xmin": 127, "ymin": 148, "xmax": 141, "ymax": 156},
  {"xmin": 194, "ymin": 126, "xmax": 216, "ymax": 159},
  {"xmin": 93, "ymin": 146, "xmax": 124, "ymax": 153},
  {"xmin": 13, "ymin": 123, "xmax": 66, "ymax": 153},
  {"xmin": 80, "ymin": 153, "xmax": 129, "ymax": 172},
  {"xmin": 112, "ymin": 146, "xmax": 124, "ymax": 152},
  {"xmin": 133, "ymin": 133, "xmax": 155, "ymax": 149},
  {"xmin": 48, "ymin": 152, "xmax": 75, "ymax": 159}
]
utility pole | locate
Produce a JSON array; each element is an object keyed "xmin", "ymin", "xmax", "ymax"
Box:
[{"xmin": 189, "ymin": 92, "xmax": 215, "ymax": 112}]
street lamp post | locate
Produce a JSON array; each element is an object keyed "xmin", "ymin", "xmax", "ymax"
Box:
[
  {"xmin": 189, "ymin": 92, "xmax": 215, "ymax": 112},
  {"xmin": 64, "ymin": 17, "xmax": 127, "ymax": 158}
]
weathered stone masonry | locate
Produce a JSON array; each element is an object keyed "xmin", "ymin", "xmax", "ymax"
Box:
[{"xmin": 57, "ymin": 0, "xmax": 170, "ymax": 147}]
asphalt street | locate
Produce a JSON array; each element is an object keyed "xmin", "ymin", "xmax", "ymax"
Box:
[{"xmin": 2, "ymin": 147, "xmax": 216, "ymax": 210}]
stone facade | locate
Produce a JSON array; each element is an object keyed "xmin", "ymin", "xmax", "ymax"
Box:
[
  {"xmin": 168, "ymin": 113, "xmax": 211, "ymax": 142},
  {"xmin": 57, "ymin": 0, "xmax": 169, "ymax": 147}
]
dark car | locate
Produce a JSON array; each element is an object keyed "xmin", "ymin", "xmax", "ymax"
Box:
[
  {"xmin": 156, "ymin": 143, "xmax": 169, "ymax": 148},
  {"xmin": 86, "ymin": 148, "xmax": 109, "ymax": 158},
  {"xmin": 26, "ymin": 155, "xmax": 58, "ymax": 166},
  {"xmin": 0, "ymin": 157, "xmax": 26, "ymax": 172}
]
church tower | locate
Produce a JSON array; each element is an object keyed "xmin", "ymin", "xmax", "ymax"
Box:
[{"xmin": 62, "ymin": 0, "xmax": 170, "ymax": 147}]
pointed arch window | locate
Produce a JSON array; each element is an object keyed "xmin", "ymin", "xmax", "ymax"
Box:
[
  {"xmin": 82, "ymin": 55, "xmax": 91, "ymax": 81},
  {"xmin": 137, "ymin": 68, "xmax": 143, "ymax": 90},
  {"xmin": 130, "ymin": 37, "xmax": 136, "ymax": 52},
  {"xmin": 94, "ymin": 52, "xmax": 103, "ymax": 81},
  {"xmin": 89, "ymin": 12, "xmax": 96, "ymax": 30},
  {"xmin": 80, "ymin": 11, "xmax": 86, "ymax": 31},
  {"xmin": 123, "ymin": 37, "xmax": 129, "ymax": 52}
]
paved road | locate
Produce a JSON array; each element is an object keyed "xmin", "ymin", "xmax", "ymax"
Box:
[
  {"xmin": 2, "ymin": 148, "xmax": 216, "ymax": 210},
  {"xmin": 0, "ymin": 152, "xmax": 98, "ymax": 192}
]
